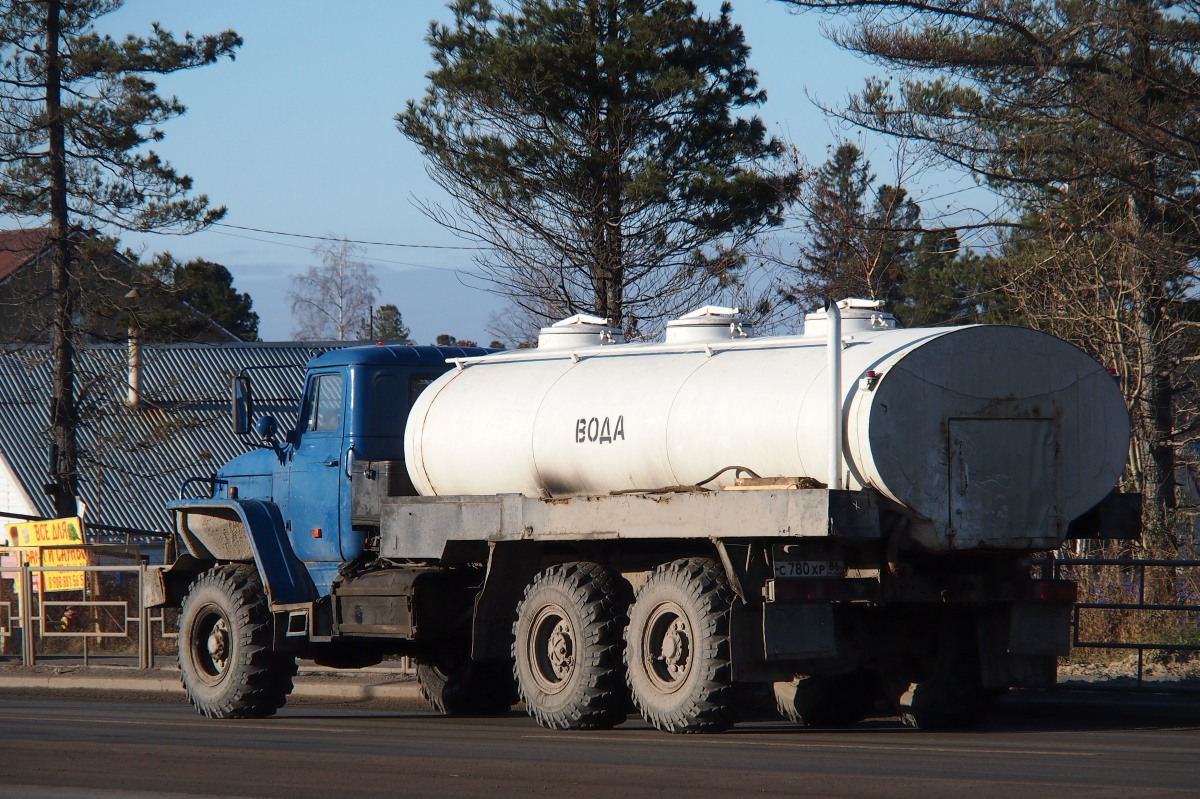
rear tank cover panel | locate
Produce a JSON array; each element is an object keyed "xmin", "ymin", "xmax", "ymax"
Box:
[{"xmin": 849, "ymin": 325, "xmax": 1129, "ymax": 549}]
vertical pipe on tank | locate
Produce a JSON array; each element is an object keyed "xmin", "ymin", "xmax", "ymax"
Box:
[{"xmin": 827, "ymin": 300, "xmax": 843, "ymax": 490}]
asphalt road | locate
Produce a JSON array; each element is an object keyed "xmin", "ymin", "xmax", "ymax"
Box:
[{"xmin": 1, "ymin": 692, "xmax": 1198, "ymax": 798}]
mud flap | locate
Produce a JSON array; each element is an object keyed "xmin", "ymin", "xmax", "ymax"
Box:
[
  {"xmin": 763, "ymin": 602, "xmax": 838, "ymax": 659},
  {"xmin": 977, "ymin": 604, "xmax": 1068, "ymax": 689}
]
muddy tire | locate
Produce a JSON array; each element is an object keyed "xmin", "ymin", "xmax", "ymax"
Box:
[
  {"xmin": 624, "ymin": 558, "xmax": 735, "ymax": 733},
  {"xmin": 894, "ymin": 615, "xmax": 1004, "ymax": 730},
  {"xmin": 416, "ymin": 656, "xmax": 517, "ymax": 715},
  {"xmin": 774, "ymin": 671, "xmax": 877, "ymax": 727},
  {"xmin": 178, "ymin": 564, "xmax": 296, "ymax": 719},
  {"xmin": 513, "ymin": 562, "xmax": 633, "ymax": 730}
]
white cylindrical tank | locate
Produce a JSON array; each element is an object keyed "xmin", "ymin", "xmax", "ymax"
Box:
[{"xmin": 405, "ymin": 309, "xmax": 1130, "ymax": 552}]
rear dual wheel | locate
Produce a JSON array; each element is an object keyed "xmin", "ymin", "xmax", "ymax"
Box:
[
  {"xmin": 514, "ymin": 557, "xmax": 739, "ymax": 734},
  {"xmin": 513, "ymin": 562, "xmax": 633, "ymax": 730},
  {"xmin": 624, "ymin": 558, "xmax": 735, "ymax": 734}
]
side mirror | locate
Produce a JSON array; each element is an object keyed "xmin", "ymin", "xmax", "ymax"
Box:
[{"xmin": 233, "ymin": 375, "xmax": 253, "ymax": 436}]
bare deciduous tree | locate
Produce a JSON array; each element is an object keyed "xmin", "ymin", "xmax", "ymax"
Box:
[{"xmin": 287, "ymin": 238, "xmax": 379, "ymax": 341}]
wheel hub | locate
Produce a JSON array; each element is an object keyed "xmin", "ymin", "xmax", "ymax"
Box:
[
  {"xmin": 207, "ymin": 623, "xmax": 229, "ymax": 665},
  {"xmin": 529, "ymin": 604, "xmax": 576, "ymax": 693},
  {"xmin": 660, "ymin": 618, "xmax": 689, "ymax": 676},
  {"xmin": 547, "ymin": 620, "xmax": 574, "ymax": 678},
  {"xmin": 644, "ymin": 602, "xmax": 692, "ymax": 692},
  {"xmin": 194, "ymin": 609, "xmax": 232, "ymax": 683}
]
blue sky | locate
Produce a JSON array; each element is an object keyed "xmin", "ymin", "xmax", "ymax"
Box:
[{"xmin": 97, "ymin": 0, "xmax": 890, "ymax": 343}]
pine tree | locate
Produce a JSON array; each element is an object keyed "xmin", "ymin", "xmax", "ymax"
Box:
[
  {"xmin": 785, "ymin": 143, "xmax": 919, "ymax": 310},
  {"xmin": 399, "ymin": 0, "xmax": 800, "ymax": 338},
  {"xmin": 0, "ymin": 0, "xmax": 241, "ymax": 515},
  {"xmin": 891, "ymin": 229, "xmax": 1005, "ymax": 328},
  {"xmin": 779, "ymin": 0, "xmax": 1200, "ymax": 530},
  {"xmin": 94, "ymin": 252, "xmax": 258, "ymax": 342},
  {"xmin": 172, "ymin": 258, "xmax": 259, "ymax": 341},
  {"xmin": 365, "ymin": 304, "xmax": 410, "ymax": 342}
]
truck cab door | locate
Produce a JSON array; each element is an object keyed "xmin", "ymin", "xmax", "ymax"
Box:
[{"xmin": 288, "ymin": 371, "xmax": 348, "ymax": 562}]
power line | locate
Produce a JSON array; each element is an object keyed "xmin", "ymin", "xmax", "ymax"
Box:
[
  {"xmin": 213, "ymin": 222, "xmax": 485, "ymax": 250},
  {"xmin": 210, "ymin": 228, "xmax": 488, "ymax": 277}
]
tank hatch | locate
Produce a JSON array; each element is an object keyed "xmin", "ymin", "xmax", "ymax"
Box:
[{"xmin": 664, "ymin": 305, "xmax": 754, "ymax": 344}]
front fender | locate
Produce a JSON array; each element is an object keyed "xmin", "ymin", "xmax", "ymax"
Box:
[
  {"xmin": 167, "ymin": 498, "xmax": 317, "ymax": 606},
  {"xmin": 143, "ymin": 553, "xmax": 208, "ymax": 609}
]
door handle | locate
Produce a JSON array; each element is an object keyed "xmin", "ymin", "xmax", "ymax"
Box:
[{"xmin": 322, "ymin": 459, "xmax": 338, "ymax": 467}]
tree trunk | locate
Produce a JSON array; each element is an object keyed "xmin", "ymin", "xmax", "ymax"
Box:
[
  {"xmin": 1136, "ymin": 276, "xmax": 1175, "ymax": 533},
  {"xmin": 1127, "ymin": 6, "xmax": 1175, "ymax": 538},
  {"xmin": 45, "ymin": 0, "xmax": 78, "ymax": 518}
]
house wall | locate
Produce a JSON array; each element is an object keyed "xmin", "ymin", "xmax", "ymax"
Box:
[{"xmin": 0, "ymin": 451, "xmax": 38, "ymax": 523}]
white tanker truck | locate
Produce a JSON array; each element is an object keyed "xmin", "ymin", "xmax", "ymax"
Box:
[{"xmin": 152, "ymin": 300, "xmax": 1137, "ymax": 732}]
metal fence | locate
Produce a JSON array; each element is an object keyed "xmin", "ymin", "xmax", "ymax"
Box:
[
  {"xmin": 4, "ymin": 547, "xmax": 1200, "ymax": 689},
  {"xmin": 1043, "ymin": 555, "xmax": 1200, "ymax": 689},
  {"xmin": 0, "ymin": 545, "xmax": 178, "ymax": 668}
]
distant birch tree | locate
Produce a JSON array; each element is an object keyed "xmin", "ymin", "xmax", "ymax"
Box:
[{"xmin": 287, "ymin": 238, "xmax": 379, "ymax": 341}]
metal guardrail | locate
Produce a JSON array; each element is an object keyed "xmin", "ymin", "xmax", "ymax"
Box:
[{"xmin": 1045, "ymin": 556, "xmax": 1200, "ymax": 690}]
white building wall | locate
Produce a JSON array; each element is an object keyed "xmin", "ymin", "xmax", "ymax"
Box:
[{"xmin": 0, "ymin": 451, "xmax": 37, "ymax": 525}]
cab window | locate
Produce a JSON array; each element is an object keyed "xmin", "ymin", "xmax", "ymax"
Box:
[
  {"xmin": 359, "ymin": 371, "xmax": 442, "ymax": 437},
  {"xmin": 304, "ymin": 373, "xmax": 343, "ymax": 433},
  {"xmin": 410, "ymin": 377, "xmax": 436, "ymax": 404}
]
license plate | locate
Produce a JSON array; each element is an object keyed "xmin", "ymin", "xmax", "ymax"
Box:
[{"xmin": 774, "ymin": 560, "xmax": 846, "ymax": 578}]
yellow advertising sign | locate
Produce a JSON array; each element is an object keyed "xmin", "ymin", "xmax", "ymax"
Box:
[{"xmin": 4, "ymin": 517, "xmax": 87, "ymax": 592}]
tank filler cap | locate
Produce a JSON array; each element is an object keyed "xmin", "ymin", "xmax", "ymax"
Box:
[
  {"xmin": 664, "ymin": 305, "xmax": 755, "ymax": 344},
  {"xmin": 537, "ymin": 314, "xmax": 625, "ymax": 350},
  {"xmin": 804, "ymin": 298, "xmax": 897, "ymax": 337}
]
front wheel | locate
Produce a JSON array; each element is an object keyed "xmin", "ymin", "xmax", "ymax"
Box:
[
  {"xmin": 178, "ymin": 564, "xmax": 296, "ymax": 719},
  {"xmin": 624, "ymin": 558, "xmax": 735, "ymax": 733}
]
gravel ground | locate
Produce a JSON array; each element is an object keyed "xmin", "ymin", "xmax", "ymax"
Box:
[{"xmin": 1059, "ymin": 651, "xmax": 1200, "ymax": 688}]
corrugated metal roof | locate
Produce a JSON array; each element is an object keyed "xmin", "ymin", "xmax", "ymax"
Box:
[{"xmin": 0, "ymin": 341, "xmax": 349, "ymax": 539}]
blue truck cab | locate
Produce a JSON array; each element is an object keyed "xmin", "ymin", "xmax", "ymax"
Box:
[
  {"xmin": 212, "ymin": 344, "xmax": 491, "ymax": 598},
  {"xmin": 166, "ymin": 343, "xmax": 493, "ymax": 604}
]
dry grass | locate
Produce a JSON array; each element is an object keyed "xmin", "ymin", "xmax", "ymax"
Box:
[{"xmin": 1056, "ymin": 538, "xmax": 1200, "ymax": 666}]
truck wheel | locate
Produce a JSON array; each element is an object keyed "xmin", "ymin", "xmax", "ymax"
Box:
[
  {"xmin": 416, "ymin": 651, "xmax": 517, "ymax": 716},
  {"xmin": 894, "ymin": 615, "xmax": 1003, "ymax": 730},
  {"xmin": 178, "ymin": 564, "xmax": 296, "ymax": 719},
  {"xmin": 624, "ymin": 557, "xmax": 735, "ymax": 733},
  {"xmin": 513, "ymin": 562, "xmax": 632, "ymax": 730},
  {"xmin": 774, "ymin": 671, "xmax": 877, "ymax": 727}
]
